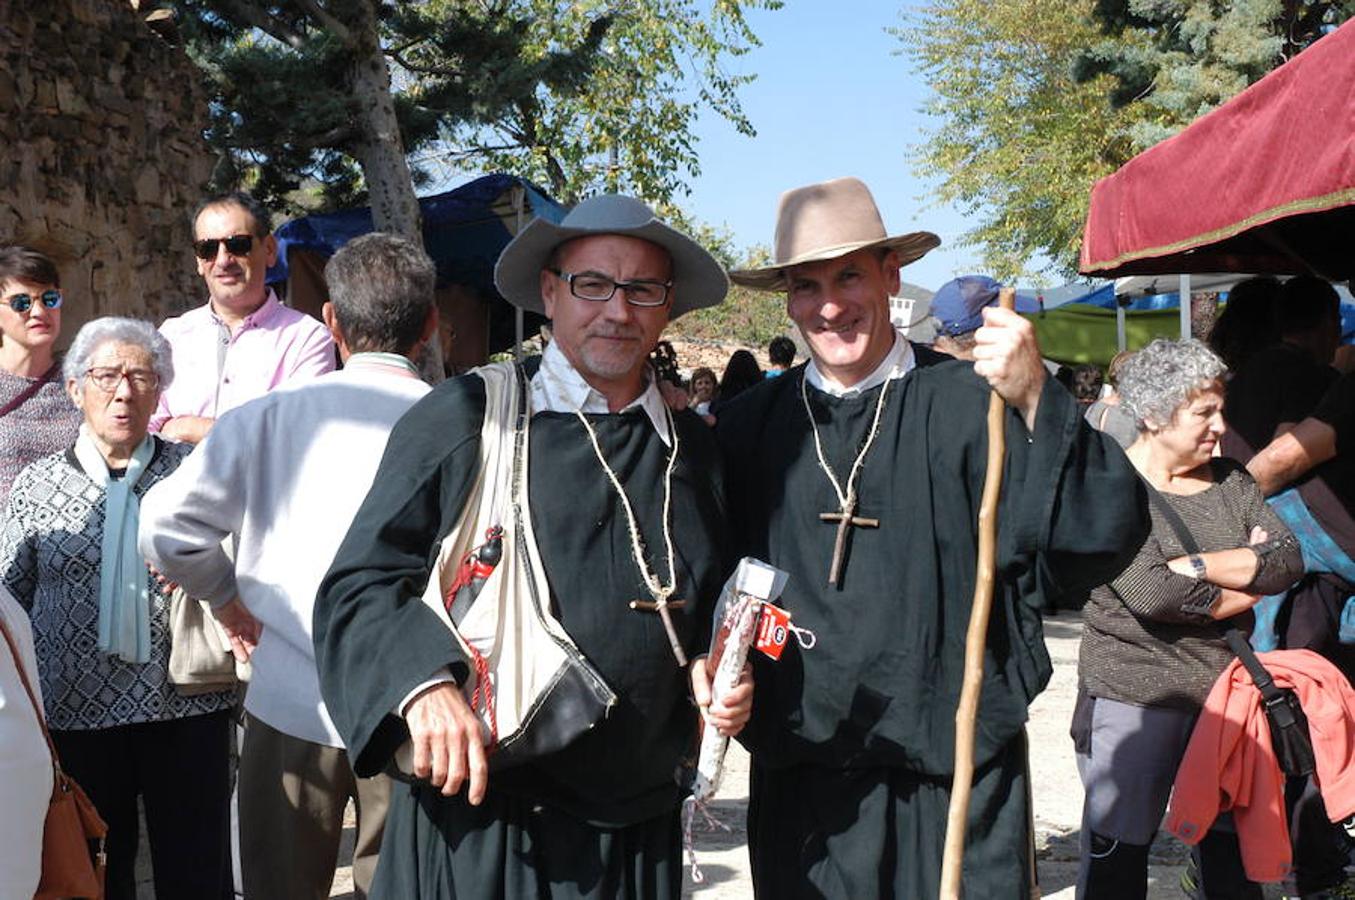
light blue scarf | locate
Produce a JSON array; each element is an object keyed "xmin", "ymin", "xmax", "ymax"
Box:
[{"xmin": 73, "ymin": 427, "xmax": 156, "ymax": 664}]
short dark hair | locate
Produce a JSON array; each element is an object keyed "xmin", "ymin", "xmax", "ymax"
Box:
[
  {"xmin": 1277, "ymin": 276, "xmax": 1339, "ymax": 335},
  {"xmin": 768, "ymin": 335, "xmax": 796, "ymax": 367},
  {"xmin": 1071, "ymin": 364, "xmax": 1104, "ymax": 402},
  {"xmin": 323, "ymin": 232, "xmax": 436, "ymax": 355},
  {"xmin": 193, "ymin": 191, "xmax": 273, "ymax": 237},
  {"xmin": 0, "ymin": 245, "xmax": 60, "ymax": 289}
]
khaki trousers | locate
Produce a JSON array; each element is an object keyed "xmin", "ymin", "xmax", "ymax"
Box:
[{"xmin": 238, "ymin": 712, "xmax": 389, "ymax": 900}]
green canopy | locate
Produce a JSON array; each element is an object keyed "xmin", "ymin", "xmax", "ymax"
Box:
[{"xmin": 1023, "ymin": 305, "xmax": 1181, "ymax": 368}]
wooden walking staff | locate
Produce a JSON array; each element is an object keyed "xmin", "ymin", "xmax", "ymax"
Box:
[{"xmin": 939, "ymin": 286, "xmax": 1017, "ymax": 900}]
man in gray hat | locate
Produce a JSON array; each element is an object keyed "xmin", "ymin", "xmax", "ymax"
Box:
[
  {"xmin": 719, "ymin": 177, "xmax": 1149, "ymax": 899},
  {"xmin": 312, "ymin": 195, "xmax": 752, "ymax": 899}
]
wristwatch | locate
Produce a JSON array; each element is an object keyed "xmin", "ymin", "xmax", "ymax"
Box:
[{"xmin": 1188, "ymin": 554, "xmax": 1207, "ymax": 579}]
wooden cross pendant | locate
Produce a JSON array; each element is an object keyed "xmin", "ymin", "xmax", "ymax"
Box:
[
  {"xmin": 629, "ymin": 598, "xmax": 689, "ymax": 666},
  {"xmin": 820, "ymin": 500, "xmax": 879, "ymax": 587}
]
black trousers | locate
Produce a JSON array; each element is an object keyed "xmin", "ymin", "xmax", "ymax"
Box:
[{"xmin": 52, "ymin": 710, "xmax": 233, "ymax": 900}]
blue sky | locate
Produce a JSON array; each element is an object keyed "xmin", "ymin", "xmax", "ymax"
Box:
[{"xmin": 682, "ymin": 1, "xmax": 987, "ymax": 291}]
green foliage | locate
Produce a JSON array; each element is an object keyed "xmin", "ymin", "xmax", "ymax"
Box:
[
  {"xmin": 1077, "ymin": 0, "xmax": 1354, "ymax": 148},
  {"xmin": 667, "ymin": 228, "xmax": 788, "ymax": 345},
  {"xmin": 900, "ymin": 0, "xmax": 1150, "ymax": 278},
  {"xmin": 173, "ymin": 0, "xmax": 612, "ymax": 216},
  {"xmin": 441, "ymin": 0, "xmax": 783, "ymax": 206}
]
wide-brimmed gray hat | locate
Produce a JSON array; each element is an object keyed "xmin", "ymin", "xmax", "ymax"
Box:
[
  {"xmin": 494, "ymin": 194, "xmax": 729, "ymax": 318},
  {"xmin": 730, "ymin": 177, "xmax": 941, "ymax": 291}
]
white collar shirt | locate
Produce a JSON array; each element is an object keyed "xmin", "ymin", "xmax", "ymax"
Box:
[
  {"xmin": 805, "ymin": 330, "xmax": 916, "ymax": 398},
  {"xmin": 530, "ymin": 341, "xmax": 673, "ymax": 446}
]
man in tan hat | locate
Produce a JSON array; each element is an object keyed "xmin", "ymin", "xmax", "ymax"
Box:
[
  {"xmin": 312, "ymin": 195, "xmax": 752, "ymax": 899},
  {"xmin": 719, "ymin": 177, "xmax": 1149, "ymax": 898}
]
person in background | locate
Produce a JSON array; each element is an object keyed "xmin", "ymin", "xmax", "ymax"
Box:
[
  {"xmin": 1207, "ymin": 276, "xmax": 1282, "ymax": 373},
  {"xmin": 766, "ymin": 335, "xmax": 796, "ymax": 377},
  {"xmin": 1, "ymin": 317, "xmax": 236, "ymax": 900},
  {"xmin": 689, "ymin": 366, "xmax": 718, "ymax": 423},
  {"xmin": 151, "ymin": 191, "xmax": 335, "ymax": 444},
  {"xmin": 0, "ymin": 245, "xmax": 81, "ymax": 508},
  {"xmin": 714, "ymin": 348, "xmax": 762, "ymax": 408},
  {"xmin": 140, "ymin": 233, "xmax": 439, "ymax": 900},
  {"xmin": 1085, "ymin": 350, "xmax": 1138, "ymax": 449},
  {"xmin": 928, "ymin": 274, "xmax": 1002, "ymax": 361},
  {"xmin": 1071, "ymin": 364, "xmax": 1104, "ymax": 411},
  {"xmin": 1074, "ymin": 338, "xmax": 1301, "ymax": 900}
]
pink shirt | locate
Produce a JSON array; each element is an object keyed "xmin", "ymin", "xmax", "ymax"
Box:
[{"xmin": 151, "ymin": 289, "xmax": 336, "ymax": 432}]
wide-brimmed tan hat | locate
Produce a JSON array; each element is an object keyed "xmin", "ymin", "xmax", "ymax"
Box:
[
  {"xmin": 494, "ymin": 194, "xmax": 728, "ymax": 318},
  {"xmin": 730, "ymin": 177, "xmax": 941, "ymax": 291}
]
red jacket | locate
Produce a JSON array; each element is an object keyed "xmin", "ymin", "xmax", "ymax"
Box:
[
  {"xmin": 1166, "ymin": 649, "xmax": 1355, "ymax": 882},
  {"xmin": 1165, "ymin": 650, "xmax": 1355, "ymax": 883}
]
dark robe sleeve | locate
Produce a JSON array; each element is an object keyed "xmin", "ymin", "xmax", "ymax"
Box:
[
  {"xmin": 314, "ymin": 376, "xmax": 487, "ymax": 777},
  {"xmin": 1001, "ymin": 375, "xmax": 1151, "ymax": 603}
]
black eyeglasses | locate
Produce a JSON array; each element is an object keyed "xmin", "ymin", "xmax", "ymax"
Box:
[
  {"xmin": 6, "ymin": 289, "xmax": 63, "ymax": 314},
  {"xmin": 193, "ymin": 234, "xmax": 256, "ymax": 260},
  {"xmin": 84, "ymin": 367, "xmax": 160, "ymax": 394},
  {"xmin": 549, "ymin": 268, "xmax": 672, "ymax": 308}
]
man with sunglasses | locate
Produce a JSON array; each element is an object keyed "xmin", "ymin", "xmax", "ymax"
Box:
[
  {"xmin": 150, "ymin": 191, "xmax": 334, "ymax": 444},
  {"xmin": 313, "ymin": 195, "xmax": 752, "ymax": 899}
]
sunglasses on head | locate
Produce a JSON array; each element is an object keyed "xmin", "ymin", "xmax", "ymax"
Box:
[
  {"xmin": 193, "ymin": 234, "xmax": 256, "ymax": 260},
  {"xmin": 6, "ymin": 289, "xmax": 63, "ymax": 314}
]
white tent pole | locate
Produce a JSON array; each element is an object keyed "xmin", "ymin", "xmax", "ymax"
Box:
[
  {"xmin": 514, "ymin": 185, "xmax": 525, "ymax": 361},
  {"xmin": 1179, "ymin": 273, "xmax": 1192, "ymax": 338},
  {"xmin": 1117, "ymin": 303, "xmax": 1128, "ymax": 353}
]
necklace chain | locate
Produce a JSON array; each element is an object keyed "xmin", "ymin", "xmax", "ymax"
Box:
[
  {"xmin": 800, "ymin": 372, "xmax": 892, "ymax": 511},
  {"xmin": 574, "ymin": 406, "xmax": 679, "ymax": 605}
]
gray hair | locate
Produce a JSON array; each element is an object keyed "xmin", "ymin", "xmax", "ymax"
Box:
[
  {"xmin": 324, "ymin": 232, "xmax": 436, "ymax": 355},
  {"xmin": 1117, "ymin": 338, "xmax": 1226, "ymax": 431},
  {"xmin": 63, "ymin": 317, "xmax": 174, "ymax": 389}
]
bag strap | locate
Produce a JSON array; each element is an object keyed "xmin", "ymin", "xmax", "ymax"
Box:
[
  {"xmin": 0, "ymin": 360, "xmax": 60, "ymax": 419},
  {"xmin": 0, "ymin": 609, "xmax": 65, "ymax": 777},
  {"xmin": 1139, "ymin": 478, "xmax": 1288, "ymax": 706}
]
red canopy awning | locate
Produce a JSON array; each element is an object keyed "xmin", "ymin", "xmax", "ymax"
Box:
[{"xmin": 1080, "ymin": 20, "xmax": 1355, "ymax": 281}]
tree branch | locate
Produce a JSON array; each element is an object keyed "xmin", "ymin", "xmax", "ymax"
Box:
[
  {"xmin": 213, "ymin": 0, "xmax": 305, "ymax": 49},
  {"xmin": 293, "ymin": 0, "xmax": 354, "ymax": 47},
  {"xmin": 387, "ymin": 47, "xmax": 466, "ymax": 79}
]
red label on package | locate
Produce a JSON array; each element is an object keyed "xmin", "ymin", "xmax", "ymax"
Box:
[{"xmin": 755, "ymin": 604, "xmax": 792, "ymax": 660}]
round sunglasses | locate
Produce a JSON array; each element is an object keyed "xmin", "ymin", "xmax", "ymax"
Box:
[{"xmin": 6, "ymin": 289, "xmax": 63, "ymax": 314}]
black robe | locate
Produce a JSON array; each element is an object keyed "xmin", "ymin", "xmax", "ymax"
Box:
[
  {"xmin": 716, "ymin": 348, "xmax": 1149, "ymax": 898},
  {"xmin": 315, "ymin": 369, "xmax": 728, "ymax": 899}
]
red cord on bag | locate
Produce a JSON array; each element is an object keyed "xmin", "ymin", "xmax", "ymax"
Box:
[{"xmin": 441, "ymin": 527, "xmax": 504, "ymax": 747}]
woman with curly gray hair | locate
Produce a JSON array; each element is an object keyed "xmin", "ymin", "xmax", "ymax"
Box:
[
  {"xmin": 1074, "ymin": 338, "xmax": 1303, "ymax": 900},
  {"xmin": 0, "ymin": 316, "xmax": 235, "ymax": 899}
]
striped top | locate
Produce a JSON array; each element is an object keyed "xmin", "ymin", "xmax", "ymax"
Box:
[{"xmin": 1079, "ymin": 459, "xmax": 1303, "ymax": 710}]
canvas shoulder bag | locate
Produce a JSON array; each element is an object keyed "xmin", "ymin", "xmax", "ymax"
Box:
[{"xmin": 395, "ymin": 361, "xmax": 615, "ymax": 775}]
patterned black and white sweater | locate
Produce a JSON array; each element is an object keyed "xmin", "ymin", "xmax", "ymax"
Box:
[{"xmin": 0, "ymin": 437, "xmax": 236, "ymax": 731}]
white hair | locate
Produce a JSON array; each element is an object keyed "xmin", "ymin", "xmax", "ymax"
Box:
[
  {"xmin": 1117, "ymin": 338, "xmax": 1226, "ymax": 431},
  {"xmin": 63, "ymin": 317, "xmax": 174, "ymax": 388}
]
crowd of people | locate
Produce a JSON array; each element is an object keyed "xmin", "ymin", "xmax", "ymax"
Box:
[{"xmin": 0, "ymin": 175, "xmax": 1351, "ymax": 900}]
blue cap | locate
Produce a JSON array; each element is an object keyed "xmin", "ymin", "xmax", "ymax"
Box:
[{"xmin": 931, "ymin": 275, "xmax": 1003, "ymax": 336}]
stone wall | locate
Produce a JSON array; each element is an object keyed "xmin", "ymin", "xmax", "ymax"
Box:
[{"xmin": 0, "ymin": 1, "xmax": 214, "ymax": 340}]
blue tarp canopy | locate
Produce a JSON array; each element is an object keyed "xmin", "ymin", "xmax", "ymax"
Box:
[{"xmin": 267, "ymin": 173, "xmax": 565, "ymax": 299}]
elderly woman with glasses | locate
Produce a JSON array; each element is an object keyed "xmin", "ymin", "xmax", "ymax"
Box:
[
  {"xmin": 1074, "ymin": 338, "xmax": 1303, "ymax": 900},
  {"xmin": 0, "ymin": 317, "xmax": 236, "ymax": 900},
  {"xmin": 0, "ymin": 245, "xmax": 82, "ymax": 508}
]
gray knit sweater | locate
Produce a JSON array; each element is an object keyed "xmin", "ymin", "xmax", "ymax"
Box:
[{"xmin": 1079, "ymin": 459, "xmax": 1303, "ymax": 710}]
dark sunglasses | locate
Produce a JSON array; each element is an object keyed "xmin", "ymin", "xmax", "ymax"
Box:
[
  {"xmin": 6, "ymin": 289, "xmax": 63, "ymax": 314},
  {"xmin": 193, "ymin": 234, "xmax": 255, "ymax": 260}
]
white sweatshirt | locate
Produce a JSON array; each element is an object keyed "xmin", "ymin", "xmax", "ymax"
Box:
[{"xmin": 139, "ymin": 355, "xmax": 430, "ymax": 747}]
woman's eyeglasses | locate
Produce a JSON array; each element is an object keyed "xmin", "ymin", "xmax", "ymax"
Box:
[
  {"xmin": 84, "ymin": 367, "xmax": 160, "ymax": 394},
  {"xmin": 6, "ymin": 289, "xmax": 63, "ymax": 314}
]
